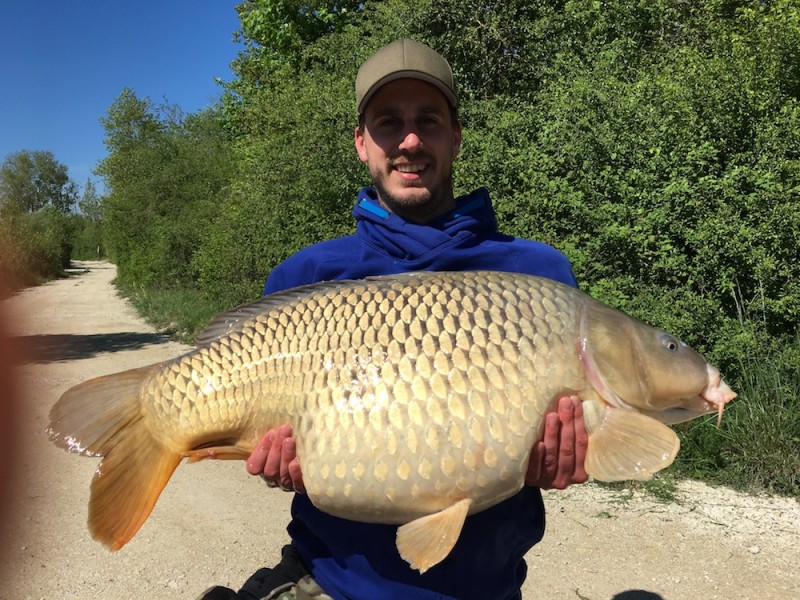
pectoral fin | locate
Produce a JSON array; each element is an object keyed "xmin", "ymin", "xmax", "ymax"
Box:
[
  {"xmin": 396, "ymin": 498, "xmax": 472, "ymax": 574},
  {"xmin": 582, "ymin": 400, "xmax": 680, "ymax": 481}
]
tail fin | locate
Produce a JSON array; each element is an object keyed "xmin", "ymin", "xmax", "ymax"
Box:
[{"xmin": 48, "ymin": 365, "xmax": 182, "ymax": 550}]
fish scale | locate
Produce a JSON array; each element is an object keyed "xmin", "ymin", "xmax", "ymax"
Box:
[
  {"xmin": 154, "ymin": 272, "xmax": 572, "ymax": 521},
  {"xmin": 48, "ymin": 270, "xmax": 735, "ymax": 572}
]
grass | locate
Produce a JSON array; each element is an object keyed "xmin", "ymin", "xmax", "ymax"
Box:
[
  {"xmin": 596, "ymin": 471, "xmax": 680, "ymax": 505},
  {"xmin": 672, "ymin": 340, "xmax": 800, "ymax": 497},
  {"xmin": 118, "ymin": 284, "xmax": 223, "ymax": 345}
]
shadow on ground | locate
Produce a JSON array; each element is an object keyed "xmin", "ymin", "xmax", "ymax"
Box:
[
  {"xmin": 12, "ymin": 332, "xmax": 170, "ymax": 364},
  {"xmin": 612, "ymin": 591, "xmax": 665, "ymax": 600}
]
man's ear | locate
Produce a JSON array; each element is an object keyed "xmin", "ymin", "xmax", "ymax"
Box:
[
  {"xmin": 452, "ymin": 122, "xmax": 462, "ymax": 158},
  {"xmin": 354, "ymin": 125, "xmax": 369, "ymax": 163}
]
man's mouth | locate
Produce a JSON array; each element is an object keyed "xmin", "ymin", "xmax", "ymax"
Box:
[{"xmin": 393, "ymin": 163, "xmax": 427, "ymax": 174}]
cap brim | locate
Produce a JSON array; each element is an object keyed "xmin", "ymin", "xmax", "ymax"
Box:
[{"xmin": 358, "ymin": 72, "xmax": 458, "ymax": 115}]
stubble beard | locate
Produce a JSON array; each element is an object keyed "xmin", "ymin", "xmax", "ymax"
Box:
[{"xmin": 371, "ymin": 162, "xmax": 455, "ymax": 224}]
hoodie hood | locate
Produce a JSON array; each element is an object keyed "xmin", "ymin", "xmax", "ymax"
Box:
[{"xmin": 353, "ymin": 187, "xmax": 498, "ymax": 262}]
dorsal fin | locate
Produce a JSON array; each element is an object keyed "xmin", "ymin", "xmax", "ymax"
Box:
[
  {"xmin": 194, "ymin": 272, "xmax": 446, "ymax": 346},
  {"xmin": 194, "ymin": 279, "xmax": 355, "ymax": 346}
]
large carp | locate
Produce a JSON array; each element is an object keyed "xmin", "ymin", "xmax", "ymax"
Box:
[{"xmin": 48, "ymin": 270, "xmax": 735, "ymax": 573}]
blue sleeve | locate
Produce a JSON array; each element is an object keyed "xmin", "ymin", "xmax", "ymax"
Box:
[
  {"xmin": 263, "ymin": 262, "xmax": 298, "ymax": 296},
  {"xmin": 263, "ymin": 236, "xmax": 365, "ymax": 296},
  {"xmin": 263, "ymin": 249, "xmax": 324, "ymax": 295}
]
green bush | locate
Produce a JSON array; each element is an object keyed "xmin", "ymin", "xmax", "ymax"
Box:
[
  {"xmin": 0, "ymin": 204, "xmax": 72, "ymax": 297},
  {"xmin": 97, "ymin": 93, "xmax": 235, "ymax": 291},
  {"xmin": 448, "ymin": 0, "xmax": 800, "ymax": 375}
]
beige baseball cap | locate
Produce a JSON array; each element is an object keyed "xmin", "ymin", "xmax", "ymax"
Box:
[{"xmin": 355, "ymin": 39, "xmax": 458, "ymax": 115}]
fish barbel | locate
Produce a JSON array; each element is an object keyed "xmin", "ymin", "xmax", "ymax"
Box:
[{"xmin": 48, "ymin": 270, "xmax": 735, "ymax": 572}]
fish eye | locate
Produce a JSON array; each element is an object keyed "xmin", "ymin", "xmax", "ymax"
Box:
[{"xmin": 660, "ymin": 333, "xmax": 681, "ymax": 352}]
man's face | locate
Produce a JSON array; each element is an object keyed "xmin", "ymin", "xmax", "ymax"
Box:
[{"xmin": 355, "ymin": 78, "xmax": 462, "ymax": 223}]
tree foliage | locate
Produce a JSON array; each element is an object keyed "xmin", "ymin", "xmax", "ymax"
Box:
[
  {"xmin": 0, "ymin": 150, "xmax": 77, "ymax": 213},
  {"xmin": 235, "ymin": 0, "xmax": 363, "ymax": 61},
  {"xmin": 0, "ymin": 150, "xmax": 78, "ymax": 296},
  {"xmin": 0, "ymin": 202, "xmax": 74, "ymax": 298},
  {"xmin": 97, "ymin": 0, "xmax": 800, "ymax": 375},
  {"xmin": 96, "ymin": 88, "xmax": 235, "ymax": 289},
  {"xmin": 70, "ymin": 179, "xmax": 105, "ymax": 259}
]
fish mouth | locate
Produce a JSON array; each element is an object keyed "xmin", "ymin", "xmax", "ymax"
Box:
[
  {"xmin": 700, "ymin": 364, "xmax": 737, "ymax": 426},
  {"xmin": 648, "ymin": 365, "xmax": 737, "ymax": 426}
]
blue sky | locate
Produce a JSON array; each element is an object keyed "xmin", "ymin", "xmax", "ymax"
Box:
[{"xmin": 0, "ymin": 1, "xmax": 243, "ymax": 191}]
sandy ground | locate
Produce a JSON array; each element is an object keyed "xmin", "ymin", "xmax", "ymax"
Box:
[{"xmin": 1, "ymin": 260, "xmax": 797, "ymax": 600}]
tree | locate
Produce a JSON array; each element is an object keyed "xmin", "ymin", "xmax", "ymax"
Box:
[
  {"xmin": 70, "ymin": 179, "xmax": 105, "ymax": 259},
  {"xmin": 96, "ymin": 89, "xmax": 235, "ymax": 288},
  {"xmin": 78, "ymin": 179, "xmax": 102, "ymax": 222},
  {"xmin": 0, "ymin": 150, "xmax": 77, "ymax": 213},
  {"xmin": 234, "ymin": 0, "xmax": 363, "ymax": 63}
]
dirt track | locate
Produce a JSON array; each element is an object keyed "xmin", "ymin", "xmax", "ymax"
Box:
[{"xmin": 2, "ymin": 261, "xmax": 797, "ymax": 600}]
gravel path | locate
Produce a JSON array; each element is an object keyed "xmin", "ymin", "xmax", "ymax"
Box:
[{"xmin": 2, "ymin": 261, "xmax": 797, "ymax": 600}]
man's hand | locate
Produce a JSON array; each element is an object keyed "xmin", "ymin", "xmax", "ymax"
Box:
[
  {"xmin": 525, "ymin": 396, "xmax": 589, "ymax": 490},
  {"xmin": 247, "ymin": 424, "xmax": 305, "ymax": 494}
]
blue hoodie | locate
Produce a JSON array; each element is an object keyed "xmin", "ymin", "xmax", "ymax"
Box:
[{"xmin": 263, "ymin": 187, "xmax": 577, "ymax": 600}]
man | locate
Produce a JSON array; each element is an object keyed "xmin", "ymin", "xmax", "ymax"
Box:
[{"xmin": 202, "ymin": 39, "xmax": 588, "ymax": 600}]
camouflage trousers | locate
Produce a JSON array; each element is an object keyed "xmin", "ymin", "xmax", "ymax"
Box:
[
  {"xmin": 237, "ymin": 545, "xmax": 332, "ymax": 600},
  {"xmin": 258, "ymin": 575, "xmax": 332, "ymax": 600}
]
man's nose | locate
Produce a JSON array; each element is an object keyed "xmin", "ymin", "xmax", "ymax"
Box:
[{"xmin": 398, "ymin": 130, "xmax": 423, "ymax": 152}]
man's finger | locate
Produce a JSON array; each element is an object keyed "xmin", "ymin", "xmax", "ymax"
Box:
[
  {"xmin": 265, "ymin": 424, "xmax": 291, "ymax": 479},
  {"xmin": 279, "ymin": 435, "xmax": 297, "ymax": 490},
  {"xmin": 525, "ymin": 440, "xmax": 545, "ymax": 485},
  {"xmin": 288, "ymin": 458, "xmax": 305, "ymax": 494},
  {"xmin": 541, "ymin": 411, "xmax": 561, "ymax": 479},
  {"xmin": 246, "ymin": 430, "xmax": 273, "ymax": 476},
  {"xmin": 552, "ymin": 396, "xmax": 577, "ymax": 489},
  {"xmin": 572, "ymin": 398, "xmax": 589, "ymax": 484}
]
